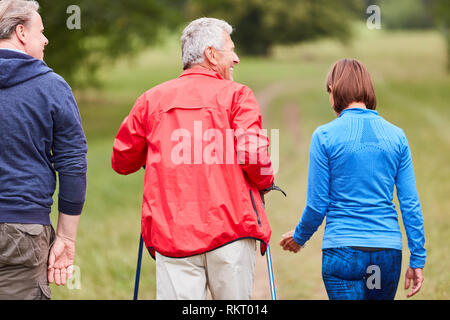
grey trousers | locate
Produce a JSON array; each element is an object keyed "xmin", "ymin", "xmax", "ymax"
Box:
[
  {"xmin": 156, "ymin": 238, "xmax": 256, "ymax": 300},
  {"xmin": 0, "ymin": 223, "xmax": 55, "ymax": 300}
]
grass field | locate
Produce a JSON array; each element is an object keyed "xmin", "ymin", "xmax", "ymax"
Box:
[{"xmin": 50, "ymin": 25, "xmax": 449, "ymax": 300}]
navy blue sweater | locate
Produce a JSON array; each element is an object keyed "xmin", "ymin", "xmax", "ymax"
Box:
[{"xmin": 0, "ymin": 49, "xmax": 87, "ymax": 225}]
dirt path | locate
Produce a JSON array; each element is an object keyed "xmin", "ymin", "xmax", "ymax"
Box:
[
  {"xmin": 256, "ymin": 82, "xmax": 303, "ymax": 149},
  {"xmin": 251, "ymin": 84, "xmax": 284, "ymax": 300},
  {"xmin": 250, "ymin": 84, "xmax": 303, "ymax": 300},
  {"xmin": 205, "ymin": 83, "xmax": 302, "ymax": 300},
  {"xmin": 256, "ymin": 83, "xmax": 287, "ymax": 128},
  {"xmin": 283, "ymin": 101, "xmax": 303, "ymax": 149}
]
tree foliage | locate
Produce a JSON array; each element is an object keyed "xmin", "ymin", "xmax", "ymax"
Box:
[
  {"xmin": 38, "ymin": 0, "xmax": 184, "ymax": 87},
  {"xmin": 36, "ymin": 0, "xmax": 450, "ymax": 86},
  {"xmin": 186, "ymin": 0, "xmax": 363, "ymax": 55},
  {"xmin": 375, "ymin": 0, "xmax": 434, "ymax": 30},
  {"xmin": 429, "ymin": 0, "xmax": 450, "ymax": 70},
  {"xmin": 372, "ymin": 0, "xmax": 449, "ymax": 70}
]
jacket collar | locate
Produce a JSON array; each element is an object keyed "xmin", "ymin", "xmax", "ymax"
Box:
[{"xmin": 179, "ymin": 67, "xmax": 224, "ymax": 80}]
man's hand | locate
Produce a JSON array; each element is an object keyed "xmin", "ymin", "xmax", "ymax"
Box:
[
  {"xmin": 48, "ymin": 235, "xmax": 76, "ymax": 286},
  {"xmin": 47, "ymin": 212, "xmax": 80, "ymax": 286},
  {"xmin": 280, "ymin": 230, "xmax": 302, "ymax": 253},
  {"xmin": 405, "ymin": 267, "xmax": 424, "ymax": 298}
]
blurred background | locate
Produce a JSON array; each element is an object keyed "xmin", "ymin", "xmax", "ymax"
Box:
[{"xmin": 37, "ymin": 0, "xmax": 449, "ymax": 299}]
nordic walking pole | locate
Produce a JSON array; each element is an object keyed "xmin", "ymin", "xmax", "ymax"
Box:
[
  {"xmin": 261, "ymin": 185, "xmax": 286, "ymax": 301},
  {"xmin": 262, "ymin": 198, "xmax": 276, "ymax": 300},
  {"xmin": 133, "ymin": 234, "xmax": 144, "ymax": 300},
  {"xmin": 133, "ymin": 166, "xmax": 146, "ymax": 300},
  {"xmin": 265, "ymin": 243, "xmax": 276, "ymax": 300}
]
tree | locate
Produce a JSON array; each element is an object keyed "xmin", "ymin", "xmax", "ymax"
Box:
[
  {"xmin": 373, "ymin": 0, "xmax": 450, "ymax": 71},
  {"xmin": 375, "ymin": 0, "xmax": 434, "ymax": 30},
  {"xmin": 38, "ymin": 0, "xmax": 185, "ymax": 87},
  {"xmin": 429, "ymin": 0, "xmax": 450, "ymax": 70},
  {"xmin": 186, "ymin": 0, "xmax": 362, "ymax": 55}
]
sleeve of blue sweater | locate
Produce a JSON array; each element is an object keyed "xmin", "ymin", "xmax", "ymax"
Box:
[
  {"xmin": 396, "ymin": 133, "xmax": 426, "ymax": 268},
  {"xmin": 52, "ymin": 80, "xmax": 88, "ymax": 215},
  {"xmin": 293, "ymin": 129, "xmax": 330, "ymax": 246}
]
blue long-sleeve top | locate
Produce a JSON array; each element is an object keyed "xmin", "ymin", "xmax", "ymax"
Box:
[
  {"xmin": 293, "ymin": 108, "xmax": 426, "ymax": 268},
  {"xmin": 0, "ymin": 49, "xmax": 87, "ymax": 225}
]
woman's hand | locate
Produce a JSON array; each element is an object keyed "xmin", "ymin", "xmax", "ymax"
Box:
[
  {"xmin": 405, "ymin": 267, "xmax": 424, "ymax": 298},
  {"xmin": 280, "ymin": 230, "xmax": 302, "ymax": 253}
]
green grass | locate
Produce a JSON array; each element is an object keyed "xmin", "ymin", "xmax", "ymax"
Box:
[{"xmin": 51, "ymin": 25, "xmax": 449, "ymax": 299}]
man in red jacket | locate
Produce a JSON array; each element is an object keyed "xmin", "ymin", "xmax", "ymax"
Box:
[{"xmin": 112, "ymin": 17, "xmax": 275, "ymax": 300}]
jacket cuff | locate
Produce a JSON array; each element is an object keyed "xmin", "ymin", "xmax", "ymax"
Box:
[
  {"xmin": 58, "ymin": 197, "xmax": 84, "ymax": 215},
  {"xmin": 409, "ymin": 255, "xmax": 426, "ymax": 269},
  {"xmin": 292, "ymin": 226, "xmax": 307, "ymax": 246},
  {"xmin": 58, "ymin": 173, "xmax": 86, "ymax": 215}
]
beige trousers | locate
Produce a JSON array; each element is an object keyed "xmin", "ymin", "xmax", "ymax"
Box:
[{"xmin": 156, "ymin": 238, "xmax": 256, "ymax": 300}]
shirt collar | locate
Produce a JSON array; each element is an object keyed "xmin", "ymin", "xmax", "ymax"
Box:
[
  {"xmin": 179, "ymin": 67, "xmax": 224, "ymax": 80},
  {"xmin": 0, "ymin": 48, "xmax": 26, "ymax": 54},
  {"xmin": 339, "ymin": 108, "xmax": 378, "ymax": 117}
]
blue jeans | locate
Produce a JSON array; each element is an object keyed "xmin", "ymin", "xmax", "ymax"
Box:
[{"xmin": 322, "ymin": 247, "xmax": 402, "ymax": 300}]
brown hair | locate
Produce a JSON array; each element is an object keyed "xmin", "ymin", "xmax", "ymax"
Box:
[{"xmin": 325, "ymin": 58, "xmax": 377, "ymax": 113}]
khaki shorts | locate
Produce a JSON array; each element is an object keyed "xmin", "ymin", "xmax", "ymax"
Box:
[
  {"xmin": 156, "ymin": 238, "xmax": 257, "ymax": 300},
  {"xmin": 0, "ymin": 223, "xmax": 55, "ymax": 300}
]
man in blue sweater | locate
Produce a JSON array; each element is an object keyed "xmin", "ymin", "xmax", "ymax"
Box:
[{"xmin": 0, "ymin": 0, "xmax": 87, "ymax": 299}]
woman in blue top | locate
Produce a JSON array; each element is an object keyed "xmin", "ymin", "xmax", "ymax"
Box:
[{"xmin": 280, "ymin": 58, "xmax": 426, "ymax": 300}]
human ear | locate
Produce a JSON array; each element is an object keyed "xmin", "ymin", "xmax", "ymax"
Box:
[
  {"xmin": 15, "ymin": 24, "xmax": 27, "ymax": 44},
  {"xmin": 204, "ymin": 46, "xmax": 218, "ymax": 66}
]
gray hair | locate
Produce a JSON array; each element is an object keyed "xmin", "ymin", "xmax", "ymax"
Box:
[
  {"xmin": 181, "ymin": 17, "xmax": 233, "ymax": 70},
  {"xmin": 0, "ymin": 0, "xmax": 39, "ymax": 40}
]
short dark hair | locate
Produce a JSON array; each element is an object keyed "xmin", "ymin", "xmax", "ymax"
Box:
[{"xmin": 325, "ymin": 58, "xmax": 377, "ymax": 114}]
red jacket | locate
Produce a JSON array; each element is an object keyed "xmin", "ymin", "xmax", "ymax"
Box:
[{"xmin": 112, "ymin": 68, "xmax": 275, "ymax": 258}]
